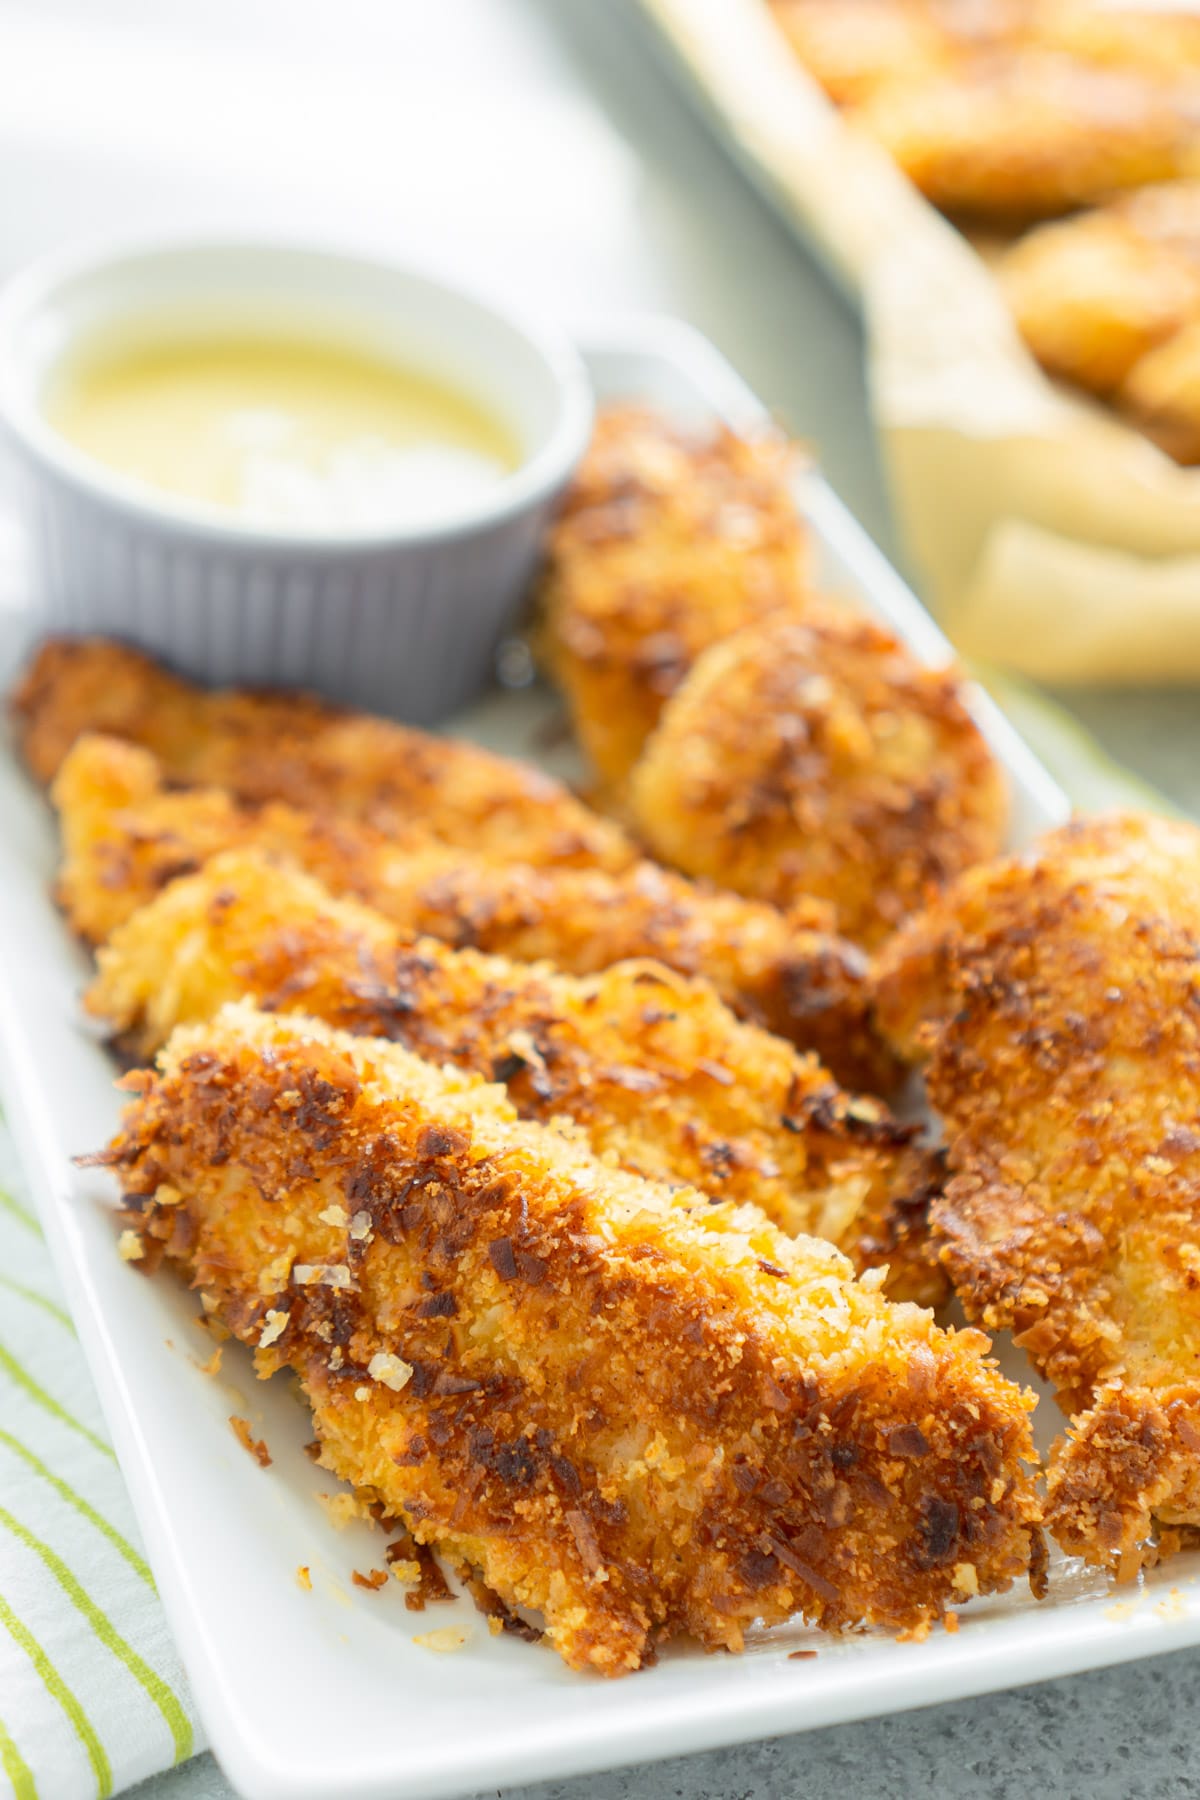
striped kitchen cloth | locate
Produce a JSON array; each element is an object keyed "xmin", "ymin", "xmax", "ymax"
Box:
[{"xmin": 0, "ymin": 1109, "xmax": 202, "ymax": 1799}]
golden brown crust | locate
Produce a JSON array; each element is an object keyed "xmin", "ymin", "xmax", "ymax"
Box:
[
  {"xmin": 1047, "ymin": 1385, "xmax": 1200, "ymax": 1575},
  {"xmin": 538, "ymin": 407, "xmax": 812, "ymax": 794},
  {"xmin": 874, "ymin": 811, "xmax": 1200, "ymax": 1569},
  {"xmin": 53, "ymin": 734, "xmax": 900, "ymax": 1094},
  {"xmin": 13, "ymin": 636, "xmax": 634, "ymax": 871},
  {"xmin": 769, "ymin": 0, "xmax": 959, "ymax": 108},
  {"xmin": 770, "ymin": 2, "xmax": 1200, "ymax": 224},
  {"xmin": 629, "ymin": 612, "xmax": 1007, "ymax": 949},
  {"xmin": 852, "ymin": 53, "xmax": 1194, "ymax": 224},
  {"xmin": 85, "ymin": 848, "xmax": 944, "ymax": 1301},
  {"xmin": 1037, "ymin": 5, "xmax": 1200, "ymax": 81},
  {"xmin": 1000, "ymin": 199, "xmax": 1200, "ymax": 395},
  {"xmin": 1119, "ymin": 318, "xmax": 1200, "ymax": 465},
  {"xmin": 102, "ymin": 1002, "xmax": 1042, "ymax": 1672}
]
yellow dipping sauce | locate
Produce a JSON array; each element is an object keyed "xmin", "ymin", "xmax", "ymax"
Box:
[{"xmin": 45, "ymin": 333, "xmax": 521, "ymax": 530}]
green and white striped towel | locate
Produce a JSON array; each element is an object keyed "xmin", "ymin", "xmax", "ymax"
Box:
[
  {"xmin": 0, "ymin": 1112, "xmax": 201, "ymax": 1799},
  {"xmin": 0, "ymin": 667, "xmax": 1181, "ymax": 1800}
]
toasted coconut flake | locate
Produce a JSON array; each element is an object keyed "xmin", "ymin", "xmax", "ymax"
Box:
[
  {"xmin": 315, "ymin": 1491, "xmax": 365, "ymax": 1530},
  {"xmin": 257, "ymin": 1249, "xmax": 294, "ymax": 1295},
  {"xmin": 258, "ymin": 1308, "xmax": 290, "ymax": 1349},
  {"xmin": 293, "ymin": 1263, "xmax": 352, "ymax": 1289},
  {"xmin": 367, "ymin": 1352, "xmax": 414, "ymax": 1392},
  {"xmin": 117, "ymin": 1229, "xmax": 145, "ymax": 1262},
  {"xmin": 412, "ymin": 1626, "xmax": 470, "ymax": 1653},
  {"xmin": 952, "ymin": 1562, "xmax": 980, "ymax": 1598}
]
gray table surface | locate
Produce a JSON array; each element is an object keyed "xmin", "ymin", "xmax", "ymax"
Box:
[{"xmin": 7, "ymin": 0, "xmax": 1200, "ymax": 1793}]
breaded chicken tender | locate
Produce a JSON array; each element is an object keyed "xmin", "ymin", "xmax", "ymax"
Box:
[
  {"xmin": 629, "ymin": 612, "xmax": 1007, "ymax": 950},
  {"xmin": 538, "ymin": 407, "xmax": 812, "ymax": 794},
  {"xmin": 101, "ymin": 1002, "xmax": 1043, "ymax": 1671},
  {"xmin": 852, "ymin": 53, "xmax": 1195, "ymax": 224},
  {"xmin": 1037, "ymin": 4, "xmax": 1200, "ymax": 80},
  {"xmin": 1001, "ymin": 195, "xmax": 1200, "ymax": 394},
  {"xmin": 772, "ymin": 1, "xmax": 1200, "ymax": 224},
  {"xmin": 874, "ymin": 813, "xmax": 1200, "ymax": 1572},
  {"xmin": 53, "ymin": 735, "xmax": 897, "ymax": 1093},
  {"xmin": 13, "ymin": 636, "xmax": 634, "ymax": 870},
  {"xmin": 1120, "ymin": 317, "xmax": 1200, "ymax": 465},
  {"xmin": 86, "ymin": 849, "xmax": 943, "ymax": 1299},
  {"xmin": 770, "ymin": 0, "xmax": 1025, "ymax": 106},
  {"xmin": 770, "ymin": 0, "xmax": 954, "ymax": 107}
]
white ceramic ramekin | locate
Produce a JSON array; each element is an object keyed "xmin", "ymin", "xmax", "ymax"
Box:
[{"xmin": 0, "ymin": 237, "xmax": 593, "ymax": 720}]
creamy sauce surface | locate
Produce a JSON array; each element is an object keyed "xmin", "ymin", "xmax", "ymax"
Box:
[{"xmin": 46, "ymin": 333, "xmax": 521, "ymax": 529}]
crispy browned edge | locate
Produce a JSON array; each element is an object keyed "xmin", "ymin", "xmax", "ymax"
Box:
[
  {"xmin": 98, "ymin": 1003, "xmax": 1043, "ymax": 1672},
  {"xmin": 875, "ymin": 811, "xmax": 1200, "ymax": 1571}
]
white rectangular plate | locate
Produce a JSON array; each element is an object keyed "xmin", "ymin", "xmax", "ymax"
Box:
[{"xmin": 1, "ymin": 320, "xmax": 1194, "ymax": 1800}]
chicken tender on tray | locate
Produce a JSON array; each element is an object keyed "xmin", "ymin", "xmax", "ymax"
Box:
[
  {"xmin": 100, "ymin": 1003, "xmax": 1043, "ymax": 1672},
  {"xmin": 86, "ymin": 849, "xmax": 943, "ymax": 1299},
  {"xmin": 874, "ymin": 813, "xmax": 1200, "ymax": 1572},
  {"xmin": 629, "ymin": 611, "xmax": 1007, "ymax": 950},
  {"xmin": 1001, "ymin": 192, "xmax": 1200, "ymax": 395},
  {"xmin": 54, "ymin": 734, "xmax": 899, "ymax": 1094},
  {"xmin": 851, "ymin": 53, "xmax": 1195, "ymax": 224},
  {"xmin": 769, "ymin": 2, "xmax": 1200, "ymax": 225},
  {"xmin": 538, "ymin": 406, "xmax": 812, "ymax": 794},
  {"xmin": 769, "ymin": 1, "xmax": 957, "ymax": 108},
  {"xmin": 1037, "ymin": 4, "xmax": 1200, "ymax": 80},
  {"xmin": 770, "ymin": 0, "xmax": 1031, "ymax": 108},
  {"xmin": 1120, "ymin": 318, "xmax": 1200, "ymax": 466},
  {"xmin": 13, "ymin": 635, "xmax": 634, "ymax": 871}
]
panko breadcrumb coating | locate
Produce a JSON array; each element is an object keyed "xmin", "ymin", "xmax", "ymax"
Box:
[
  {"xmin": 1037, "ymin": 4, "xmax": 1200, "ymax": 81},
  {"xmin": 1000, "ymin": 194, "xmax": 1200, "ymax": 395},
  {"xmin": 85, "ymin": 849, "xmax": 944, "ymax": 1300},
  {"xmin": 100, "ymin": 1002, "xmax": 1043, "ymax": 1673},
  {"xmin": 52, "ymin": 734, "xmax": 898, "ymax": 1093},
  {"xmin": 13, "ymin": 636, "xmax": 634, "ymax": 871},
  {"xmin": 874, "ymin": 813, "xmax": 1200, "ymax": 1572},
  {"xmin": 1120, "ymin": 318, "xmax": 1200, "ymax": 466},
  {"xmin": 769, "ymin": 1, "xmax": 957, "ymax": 107},
  {"xmin": 770, "ymin": 1, "xmax": 1200, "ymax": 224},
  {"xmin": 629, "ymin": 611, "xmax": 1007, "ymax": 950},
  {"xmin": 851, "ymin": 53, "xmax": 1194, "ymax": 224},
  {"xmin": 538, "ymin": 406, "xmax": 812, "ymax": 794},
  {"xmin": 998, "ymin": 179, "xmax": 1200, "ymax": 463}
]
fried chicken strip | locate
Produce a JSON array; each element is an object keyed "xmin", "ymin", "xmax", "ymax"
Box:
[
  {"xmin": 874, "ymin": 813, "xmax": 1200, "ymax": 1571},
  {"xmin": 851, "ymin": 52, "xmax": 1195, "ymax": 224},
  {"xmin": 102, "ymin": 1002, "xmax": 1042, "ymax": 1671},
  {"xmin": 13, "ymin": 635, "xmax": 634, "ymax": 870},
  {"xmin": 86, "ymin": 848, "xmax": 943, "ymax": 1299},
  {"xmin": 538, "ymin": 407, "xmax": 812, "ymax": 795},
  {"xmin": 1001, "ymin": 186, "xmax": 1200, "ymax": 396},
  {"xmin": 1120, "ymin": 318, "xmax": 1200, "ymax": 467},
  {"xmin": 53, "ymin": 733, "xmax": 898, "ymax": 1093},
  {"xmin": 769, "ymin": 0, "xmax": 960, "ymax": 108},
  {"xmin": 629, "ymin": 611, "xmax": 1008, "ymax": 950},
  {"xmin": 770, "ymin": 1, "xmax": 1200, "ymax": 225}
]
